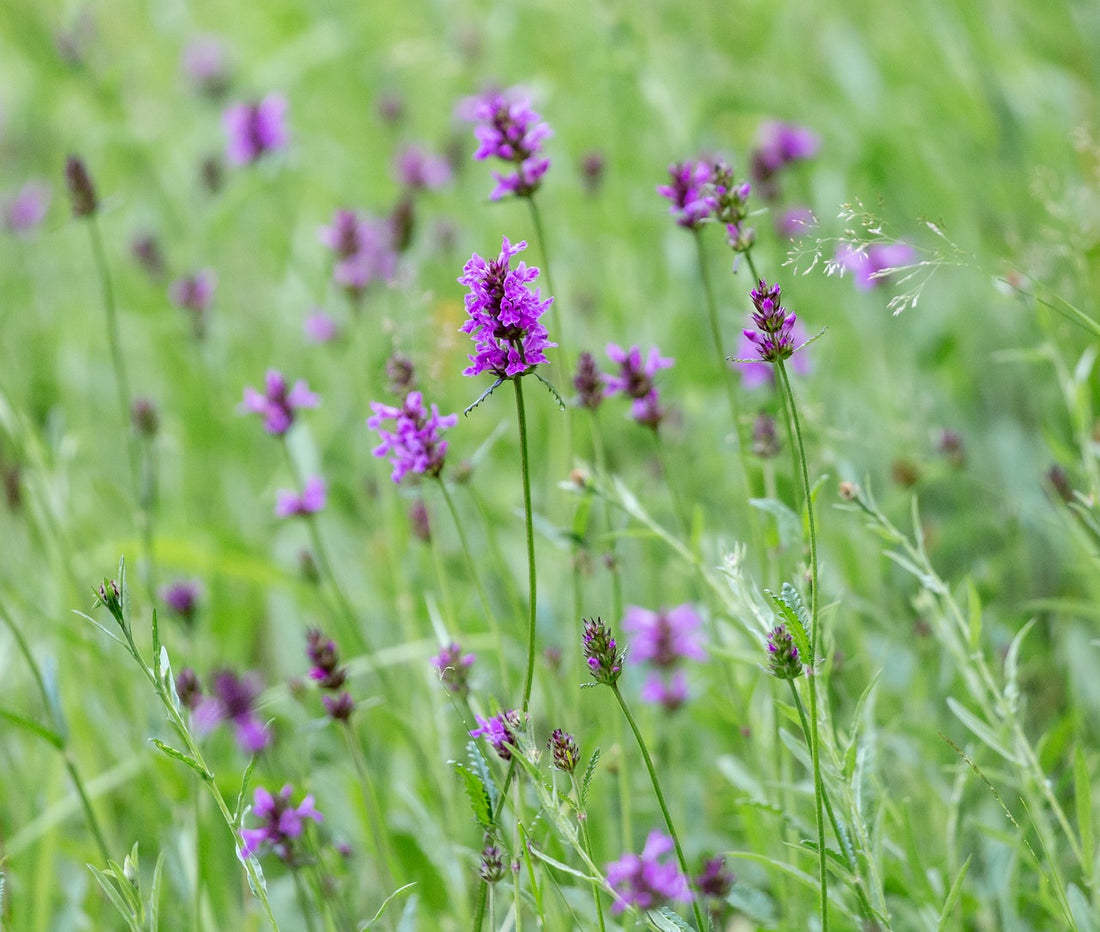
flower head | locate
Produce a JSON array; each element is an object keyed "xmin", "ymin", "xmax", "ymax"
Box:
[
  {"xmin": 169, "ymin": 269, "xmax": 216, "ymax": 338},
  {"xmin": 582, "ymin": 616, "xmax": 624, "ymax": 686},
  {"xmin": 239, "ymin": 370, "xmax": 319, "ymax": 436},
  {"xmin": 306, "ymin": 628, "xmax": 347, "ymax": 690},
  {"xmin": 240, "ymin": 784, "xmax": 323, "ymax": 863},
  {"xmin": 458, "ymin": 237, "xmax": 555, "ymax": 378},
  {"xmin": 223, "ymin": 94, "xmax": 288, "ymax": 166},
  {"xmin": 743, "ymin": 280, "xmax": 798, "ymax": 364},
  {"xmin": 367, "ymin": 391, "xmax": 457, "ymax": 484},
  {"xmin": 4, "ymin": 181, "xmax": 51, "ymax": 234},
  {"xmin": 696, "ymin": 856, "xmax": 735, "ymax": 901},
  {"xmin": 750, "ymin": 121, "xmax": 819, "ymax": 198},
  {"xmin": 175, "ymin": 667, "xmax": 203, "ymax": 710},
  {"xmin": 393, "ymin": 144, "xmax": 452, "ymax": 191},
  {"xmin": 432, "ymin": 642, "xmax": 475, "ymax": 698},
  {"xmin": 318, "ymin": 208, "xmax": 397, "ymax": 297},
  {"xmin": 657, "ymin": 160, "xmax": 716, "ymax": 229},
  {"xmin": 479, "ymin": 843, "xmax": 506, "ymax": 883},
  {"xmin": 605, "ymin": 831, "xmax": 692, "ymax": 915},
  {"xmin": 547, "ymin": 728, "xmax": 580, "ymax": 773},
  {"xmin": 622, "ymin": 604, "xmax": 706, "ymax": 668},
  {"xmin": 736, "ymin": 318, "xmax": 812, "ymax": 388},
  {"xmin": 468, "ymin": 89, "xmax": 552, "ymax": 200},
  {"xmin": 640, "ymin": 670, "xmax": 690, "ymax": 712},
  {"xmin": 303, "ymin": 311, "xmax": 340, "ymax": 344},
  {"xmin": 275, "ymin": 475, "xmax": 327, "ymax": 518},
  {"xmin": 572, "ymin": 351, "xmax": 605, "ymax": 410},
  {"xmin": 160, "ymin": 579, "xmax": 202, "ymax": 623},
  {"xmin": 834, "ymin": 242, "xmax": 916, "ymax": 290},
  {"xmin": 195, "ymin": 669, "xmax": 270, "ymax": 753},
  {"xmin": 603, "ymin": 344, "xmax": 673, "ymax": 400},
  {"xmin": 469, "ymin": 709, "xmax": 523, "ymax": 761},
  {"xmin": 65, "ymin": 156, "xmax": 97, "ymax": 218},
  {"xmin": 182, "ymin": 36, "xmax": 231, "ymax": 98},
  {"xmin": 766, "ymin": 624, "xmax": 803, "ymax": 679}
]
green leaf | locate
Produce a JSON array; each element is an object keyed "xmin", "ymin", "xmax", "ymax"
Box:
[
  {"xmin": 88, "ymin": 864, "xmax": 142, "ymax": 931},
  {"xmin": 945, "ymin": 698, "xmax": 1017, "ymax": 764},
  {"xmin": 936, "ymin": 855, "xmax": 970, "ymax": 930},
  {"xmin": 580, "ymin": 747, "xmax": 600, "ymax": 808},
  {"xmin": 749, "ymin": 497, "xmax": 802, "ymax": 549},
  {"xmin": 148, "ymin": 850, "xmax": 166, "ymax": 932},
  {"xmin": 235, "ymin": 754, "xmax": 259, "ymax": 821},
  {"xmin": 151, "ymin": 608, "xmax": 162, "ymax": 681},
  {"xmin": 0, "ymin": 707, "xmax": 64, "ymax": 749},
  {"xmin": 361, "ymin": 882, "xmax": 418, "ymax": 929},
  {"xmin": 649, "ymin": 905, "xmax": 697, "ymax": 930},
  {"xmin": 765, "ymin": 585, "xmax": 810, "ymax": 664},
  {"xmin": 1068, "ymin": 883, "xmax": 1097, "ymax": 932},
  {"xmin": 151, "ymin": 739, "xmax": 212, "ymax": 780},
  {"xmin": 452, "ymin": 761, "xmax": 493, "ymax": 830}
]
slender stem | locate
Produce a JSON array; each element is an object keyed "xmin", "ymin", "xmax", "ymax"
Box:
[
  {"xmin": 525, "ymin": 197, "xmax": 569, "ymax": 378},
  {"xmin": 570, "ymin": 773, "xmax": 608, "ymax": 931},
  {"xmin": 62, "ymin": 752, "xmax": 112, "ymax": 866},
  {"xmin": 291, "ymin": 869, "xmax": 319, "ymax": 932},
  {"xmin": 611, "ymin": 684, "xmax": 707, "ymax": 932},
  {"xmin": 513, "ymin": 378, "xmax": 539, "ymax": 714},
  {"xmin": 776, "ymin": 360, "xmax": 827, "ymax": 930},
  {"xmin": 743, "ymin": 250, "xmax": 761, "ymax": 284},
  {"xmin": 693, "ymin": 230, "xmax": 743, "ymax": 441}
]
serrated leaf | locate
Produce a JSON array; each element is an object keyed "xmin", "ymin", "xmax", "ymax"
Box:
[
  {"xmin": 945, "ymin": 698, "xmax": 1017, "ymax": 763},
  {"xmin": 0, "ymin": 707, "xmax": 64, "ymax": 749},
  {"xmin": 649, "ymin": 906, "xmax": 696, "ymax": 930},
  {"xmin": 936, "ymin": 855, "xmax": 970, "ymax": 930},
  {"xmin": 452, "ymin": 761, "xmax": 493, "ymax": 830},
  {"xmin": 151, "ymin": 739, "xmax": 212, "ymax": 779},
  {"xmin": 765, "ymin": 586, "xmax": 810, "ymax": 663},
  {"xmin": 580, "ymin": 747, "xmax": 600, "ymax": 808}
]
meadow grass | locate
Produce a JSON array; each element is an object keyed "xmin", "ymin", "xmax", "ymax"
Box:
[{"xmin": 1, "ymin": 0, "xmax": 1099, "ymax": 929}]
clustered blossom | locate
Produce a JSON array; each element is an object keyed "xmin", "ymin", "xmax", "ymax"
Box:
[
  {"xmin": 736, "ymin": 320, "xmax": 812, "ymax": 389},
  {"xmin": 3, "ymin": 181, "xmax": 51, "ymax": 234},
  {"xmin": 572, "ymin": 351, "xmax": 605, "ymax": 410},
  {"xmin": 239, "ymin": 370, "xmax": 319, "ymax": 436},
  {"xmin": 749, "ymin": 120, "xmax": 820, "ymax": 200},
  {"xmin": 582, "ymin": 616, "xmax": 624, "ymax": 686},
  {"xmin": 385, "ymin": 352, "xmax": 417, "ymax": 398},
  {"xmin": 169, "ymin": 269, "xmax": 216, "ymax": 338},
  {"xmin": 603, "ymin": 344, "xmax": 673, "ymax": 431},
  {"xmin": 468, "ymin": 89, "xmax": 552, "ymax": 200},
  {"xmin": 696, "ymin": 856, "xmax": 735, "ymax": 902},
  {"xmin": 766, "ymin": 624, "xmax": 803, "ymax": 679},
  {"xmin": 469, "ymin": 709, "xmax": 523, "ymax": 761},
  {"xmin": 547, "ymin": 728, "xmax": 580, "ymax": 773},
  {"xmin": 175, "ymin": 667, "xmax": 202, "ymax": 710},
  {"xmin": 458, "ymin": 237, "xmax": 555, "ymax": 379},
  {"xmin": 182, "ymin": 36, "xmax": 231, "ymax": 98},
  {"xmin": 194, "ymin": 669, "xmax": 270, "ymax": 753},
  {"xmin": 657, "ymin": 160, "xmax": 716, "ymax": 229},
  {"xmin": 367, "ymin": 391, "xmax": 457, "ymax": 484},
  {"xmin": 623, "ymin": 604, "xmax": 706, "ymax": 713},
  {"xmin": 432, "ymin": 642, "xmax": 475, "ymax": 698},
  {"xmin": 479, "ymin": 843, "xmax": 506, "ymax": 883},
  {"xmin": 222, "ymin": 94, "xmax": 289, "ymax": 166},
  {"xmin": 605, "ymin": 831, "xmax": 692, "ymax": 915},
  {"xmin": 834, "ymin": 242, "xmax": 916, "ymax": 290},
  {"xmin": 160, "ymin": 578, "xmax": 201, "ymax": 623},
  {"xmin": 306, "ymin": 628, "xmax": 354, "ymax": 721},
  {"xmin": 239, "ymin": 784, "xmax": 323, "ymax": 863},
  {"xmin": 275, "ymin": 475, "xmax": 326, "ymax": 518},
  {"xmin": 318, "ymin": 208, "xmax": 397, "ymax": 297},
  {"xmin": 743, "ymin": 280, "xmax": 797, "ymax": 364}
]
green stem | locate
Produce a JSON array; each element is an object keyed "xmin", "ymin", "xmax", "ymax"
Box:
[
  {"xmin": 570, "ymin": 772, "xmax": 607, "ymax": 932},
  {"xmin": 611, "ymin": 684, "xmax": 707, "ymax": 932},
  {"xmin": 513, "ymin": 378, "xmax": 539, "ymax": 715},
  {"xmin": 291, "ymin": 868, "xmax": 319, "ymax": 932},
  {"xmin": 776, "ymin": 360, "xmax": 827, "ymax": 930},
  {"xmin": 525, "ymin": 197, "xmax": 569, "ymax": 378},
  {"xmin": 693, "ymin": 230, "xmax": 742, "ymax": 442}
]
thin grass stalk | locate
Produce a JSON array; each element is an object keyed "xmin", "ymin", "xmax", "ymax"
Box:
[{"xmin": 513, "ymin": 377, "xmax": 539, "ymax": 714}]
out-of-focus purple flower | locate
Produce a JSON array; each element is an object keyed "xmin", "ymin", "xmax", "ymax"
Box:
[
  {"xmin": 394, "ymin": 144, "xmax": 452, "ymax": 191},
  {"xmin": 303, "ymin": 310, "xmax": 340, "ymax": 343},
  {"xmin": 65, "ymin": 156, "xmax": 97, "ymax": 218},
  {"xmin": 657, "ymin": 160, "xmax": 716, "ymax": 229},
  {"xmin": 195, "ymin": 669, "xmax": 270, "ymax": 753},
  {"xmin": 603, "ymin": 344, "xmax": 673, "ymax": 400},
  {"xmin": 240, "ymin": 784, "xmax": 322, "ymax": 862},
  {"xmin": 834, "ymin": 242, "xmax": 916, "ymax": 290},
  {"xmin": 223, "ymin": 94, "xmax": 289, "ymax": 166},
  {"xmin": 432, "ymin": 642, "xmax": 475, "ymax": 697},
  {"xmin": 580, "ymin": 150, "xmax": 606, "ymax": 195},
  {"xmin": 239, "ymin": 370, "xmax": 319, "ymax": 436},
  {"xmin": 469, "ymin": 709, "xmax": 523, "ymax": 761},
  {"xmin": 131, "ymin": 232, "xmax": 166, "ymax": 279},
  {"xmin": 409, "ymin": 498, "xmax": 432, "ymax": 541},
  {"xmin": 376, "ymin": 91, "xmax": 404, "ymax": 124},
  {"xmin": 385, "ymin": 352, "xmax": 417, "ymax": 398},
  {"xmin": 752, "ymin": 412, "xmax": 780, "ymax": 458},
  {"xmin": 736, "ymin": 319, "xmax": 812, "ymax": 389},
  {"xmin": 479, "ymin": 843, "xmax": 506, "ymax": 883},
  {"xmin": 318, "ymin": 208, "xmax": 397, "ymax": 296},
  {"xmin": 572, "ymin": 351, "xmax": 604, "ymax": 410},
  {"xmin": 274, "ymin": 475, "xmax": 326, "ymax": 518},
  {"xmin": 182, "ymin": 36, "xmax": 231, "ymax": 98},
  {"xmin": 176, "ymin": 667, "xmax": 203, "ymax": 710},
  {"xmin": 582, "ymin": 616, "xmax": 624, "ymax": 686},
  {"xmin": 696, "ymin": 856, "xmax": 734, "ymax": 901},
  {"xmin": 169, "ymin": 269, "xmax": 216, "ymax": 338},
  {"xmin": 131, "ymin": 397, "xmax": 159, "ymax": 438},
  {"xmin": 160, "ymin": 579, "xmax": 202, "ymax": 623},
  {"xmin": 742, "ymin": 280, "xmax": 800, "ymax": 364},
  {"xmin": 458, "ymin": 237, "xmax": 555, "ymax": 378},
  {"xmin": 622, "ymin": 604, "xmax": 706, "ymax": 668},
  {"xmin": 367, "ymin": 390, "xmax": 457, "ymax": 484},
  {"xmin": 777, "ymin": 206, "xmax": 816, "ymax": 239},
  {"xmin": 750, "ymin": 121, "xmax": 819, "ymax": 198},
  {"xmin": 605, "ymin": 831, "xmax": 692, "ymax": 915},
  {"xmin": 3, "ymin": 181, "xmax": 51, "ymax": 234},
  {"xmin": 467, "ymin": 89, "xmax": 552, "ymax": 200},
  {"xmin": 640, "ymin": 670, "xmax": 690, "ymax": 712},
  {"xmin": 306, "ymin": 628, "xmax": 347, "ymax": 690}
]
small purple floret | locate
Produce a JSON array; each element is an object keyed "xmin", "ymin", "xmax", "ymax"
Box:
[
  {"xmin": 274, "ymin": 475, "xmax": 326, "ymax": 518},
  {"xmin": 239, "ymin": 784, "xmax": 323, "ymax": 862}
]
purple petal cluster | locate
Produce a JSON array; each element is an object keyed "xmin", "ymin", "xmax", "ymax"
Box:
[
  {"xmin": 743, "ymin": 280, "xmax": 797, "ymax": 364},
  {"xmin": 318, "ymin": 208, "xmax": 397, "ymax": 297},
  {"xmin": 735, "ymin": 320, "xmax": 812, "ymax": 389},
  {"xmin": 194, "ymin": 669, "xmax": 270, "ymax": 753},
  {"xmin": 393, "ymin": 144, "xmax": 452, "ymax": 191},
  {"xmin": 367, "ymin": 390, "xmax": 458, "ymax": 484},
  {"xmin": 605, "ymin": 831, "xmax": 692, "ymax": 915},
  {"xmin": 640, "ymin": 670, "xmax": 689, "ymax": 712},
  {"xmin": 469, "ymin": 709, "xmax": 523, "ymax": 761},
  {"xmin": 547, "ymin": 728, "xmax": 580, "ymax": 773},
  {"xmin": 239, "ymin": 370, "xmax": 319, "ymax": 436},
  {"xmin": 182, "ymin": 36, "xmax": 231, "ymax": 98},
  {"xmin": 169, "ymin": 269, "xmax": 216, "ymax": 338},
  {"xmin": 623, "ymin": 604, "xmax": 706, "ymax": 711},
  {"xmin": 767, "ymin": 624, "xmax": 803, "ymax": 679},
  {"xmin": 469, "ymin": 89, "xmax": 552, "ymax": 200},
  {"xmin": 572, "ymin": 351, "xmax": 605, "ymax": 410},
  {"xmin": 275, "ymin": 475, "xmax": 326, "ymax": 518},
  {"xmin": 582, "ymin": 616, "xmax": 624, "ymax": 686},
  {"xmin": 603, "ymin": 344, "xmax": 673, "ymax": 430},
  {"xmin": 432, "ymin": 642, "xmax": 475, "ymax": 698},
  {"xmin": 458, "ymin": 237, "xmax": 555, "ymax": 379},
  {"xmin": 835, "ymin": 242, "xmax": 916, "ymax": 290},
  {"xmin": 159, "ymin": 578, "xmax": 202, "ymax": 623},
  {"xmin": 306, "ymin": 628, "xmax": 354, "ymax": 721},
  {"xmin": 303, "ymin": 310, "xmax": 340, "ymax": 344},
  {"xmin": 223, "ymin": 94, "xmax": 289, "ymax": 166},
  {"xmin": 239, "ymin": 784, "xmax": 323, "ymax": 862},
  {"xmin": 750, "ymin": 120, "xmax": 819, "ymax": 199},
  {"xmin": 657, "ymin": 160, "xmax": 717, "ymax": 229}
]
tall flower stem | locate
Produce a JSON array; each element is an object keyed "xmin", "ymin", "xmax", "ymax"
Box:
[
  {"xmin": 610, "ymin": 684, "xmax": 707, "ymax": 932},
  {"xmin": 569, "ymin": 771, "xmax": 608, "ymax": 931},
  {"xmin": 776, "ymin": 359, "xmax": 827, "ymax": 930},
  {"xmin": 513, "ymin": 378, "xmax": 539, "ymax": 714}
]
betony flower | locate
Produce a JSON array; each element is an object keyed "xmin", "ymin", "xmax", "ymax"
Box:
[
  {"xmin": 605, "ymin": 831, "xmax": 692, "ymax": 915},
  {"xmin": 3, "ymin": 181, "xmax": 51, "ymax": 234},
  {"xmin": 468, "ymin": 89, "xmax": 552, "ymax": 200},
  {"xmin": 432, "ymin": 642, "xmax": 475, "ymax": 698},
  {"xmin": 274, "ymin": 475, "xmax": 327, "ymax": 518},
  {"xmin": 131, "ymin": 397, "xmax": 160, "ymax": 438},
  {"xmin": 572, "ymin": 351, "xmax": 605, "ymax": 410},
  {"xmin": 766, "ymin": 624, "xmax": 803, "ymax": 679},
  {"xmin": 223, "ymin": 94, "xmax": 289, "ymax": 165},
  {"xmin": 696, "ymin": 856, "xmax": 735, "ymax": 901},
  {"xmin": 458, "ymin": 237, "xmax": 555, "ymax": 379},
  {"xmin": 393, "ymin": 144, "xmax": 452, "ymax": 191},
  {"xmin": 303, "ymin": 310, "xmax": 340, "ymax": 343},
  {"xmin": 131, "ymin": 233, "xmax": 167, "ymax": 279},
  {"xmin": 385, "ymin": 352, "xmax": 417, "ymax": 398},
  {"xmin": 479, "ymin": 843, "xmax": 506, "ymax": 883},
  {"xmin": 367, "ymin": 391, "xmax": 457, "ymax": 484},
  {"xmin": 306, "ymin": 628, "xmax": 347, "ymax": 690},
  {"xmin": 182, "ymin": 36, "xmax": 231, "ymax": 98},
  {"xmin": 65, "ymin": 156, "xmax": 97, "ymax": 218},
  {"xmin": 469, "ymin": 709, "xmax": 523, "ymax": 761},
  {"xmin": 657, "ymin": 160, "xmax": 716, "ymax": 229},
  {"xmin": 239, "ymin": 370, "xmax": 319, "ymax": 436},
  {"xmin": 175, "ymin": 667, "xmax": 203, "ymax": 710},
  {"xmin": 582, "ymin": 616, "xmax": 624, "ymax": 686},
  {"xmin": 750, "ymin": 121, "xmax": 819, "ymax": 199},
  {"xmin": 735, "ymin": 320, "xmax": 812, "ymax": 389},
  {"xmin": 547, "ymin": 728, "xmax": 580, "ymax": 773},
  {"xmin": 160, "ymin": 579, "xmax": 201, "ymax": 623},
  {"xmin": 742, "ymin": 280, "xmax": 799, "ymax": 364},
  {"xmin": 603, "ymin": 344, "xmax": 673, "ymax": 400},
  {"xmin": 621, "ymin": 604, "xmax": 706, "ymax": 668},
  {"xmin": 169, "ymin": 269, "xmax": 216, "ymax": 338},
  {"xmin": 194, "ymin": 669, "xmax": 270, "ymax": 753},
  {"xmin": 239, "ymin": 784, "xmax": 322, "ymax": 863},
  {"xmin": 834, "ymin": 242, "xmax": 916, "ymax": 290},
  {"xmin": 640, "ymin": 671, "xmax": 690, "ymax": 712},
  {"xmin": 318, "ymin": 208, "xmax": 397, "ymax": 296}
]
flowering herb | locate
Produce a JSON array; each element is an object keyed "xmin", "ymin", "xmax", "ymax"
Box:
[
  {"xmin": 657, "ymin": 160, "xmax": 716, "ymax": 229},
  {"xmin": 274, "ymin": 475, "xmax": 326, "ymax": 518},
  {"xmin": 367, "ymin": 391, "xmax": 457, "ymax": 484},
  {"xmin": 582, "ymin": 616, "xmax": 624, "ymax": 686},
  {"xmin": 469, "ymin": 89, "xmax": 552, "ymax": 200},
  {"xmin": 223, "ymin": 94, "xmax": 288, "ymax": 165},
  {"xmin": 194, "ymin": 669, "xmax": 270, "ymax": 753},
  {"xmin": 622, "ymin": 604, "xmax": 706, "ymax": 668},
  {"xmin": 432, "ymin": 642, "xmax": 475, "ymax": 698},
  {"xmin": 547, "ymin": 728, "xmax": 580, "ymax": 773},
  {"xmin": 159, "ymin": 579, "xmax": 201, "ymax": 623},
  {"xmin": 239, "ymin": 370, "xmax": 319, "ymax": 436},
  {"xmin": 318, "ymin": 207, "xmax": 396, "ymax": 297},
  {"xmin": 605, "ymin": 831, "xmax": 692, "ymax": 915},
  {"xmin": 239, "ymin": 784, "xmax": 322, "ymax": 863},
  {"xmin": 766, "ymin": 624, "xmax": 803, "ymax": 679},
  {"xmin": 469, "ymin": 709, "xmax": 523, "ymax": 761}
]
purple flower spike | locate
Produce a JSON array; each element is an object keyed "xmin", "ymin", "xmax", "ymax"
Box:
[
  {"xmin": 736, "ymin": 321, "xmax": 812, "ymax": 389},
  {"xmin": 239, "ymin": 370, "xmax": 319, "ymax": 436},
  {"xmin": 194, "ymin": 670, "xmax": 270, "ymax": 754},
  {"xmin": 469, "ymin": 709, "xmax": 524, "ymax": 761},
  {"xmin": 622, "ymin": 604, "xmax": 707, "ymax": 668},
  {"xmin": 274, "ymin": 475, "xmax": 327, "ymax": 518},
  {"xmin": 603, "ymin": 344, "xmax": 674, "ymax": 400},
  {"xmin": 169, "ymin": 269, "xmax": 217, "ymax": 312},
  {"xmin": 432, "ymin": 642, "xmax": 475, "ymax": 697},
  {"xmin": 750, "ymin": 120, "xmax": 819, "ymax": 198},
  {"xmin": 742, "ymin": 280, "xmax": 799, "ymax": 364},
  {"xmin": 367, "ymin": 391, "xmax": 457, "ymax": 484},
  {"xmin": 458, "ymin": 237, "xmax": 555, "ymax": 379},
  {"xmin": 468, "ymin": 89, "xmax": 552, "ymax": 200},
  {"xmin": 606, "ymin": 831, "xmax": 693, "ymax": 915},
  {"xmin": 159, "ymin": 579, "xmax": 202, "ymax": 623},
  {"xmin": 835, "ymin": 242, "xmax": 916, "ymax": 290},
  {"xmin": 582, "ymin": 616, "xmax": 624, "ymax": 686},
  {"xmin": 223, "ymin": 94, "xmax": 289, "ymax": 166},
  {"xmin": 240, "ymin": 784, "xmax": 322, "ymax": 863},
  {"xmin": 657, "ymin": 160, "xmax": 716, "ymax": 229},
  {"xmin": 303, "ymin": 310, "xmax": 340, "ymax": 343}
]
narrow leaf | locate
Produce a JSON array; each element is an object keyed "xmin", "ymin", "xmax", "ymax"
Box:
[
  {"xmin": 580, "ymin": 747, "xmax": 601, "ymax": 808},
  {"xmin": 945, "ymin": 698, "xmax": 1017, "ymax": 763},
  {"xmin": 0, "ymin": 707, "xmax": 64, "ymax": 749},
  {"xmin": 936, "ymin": 855, "xmax": 970, "ymax": 930},
  {"xmin": 650, "ymin": 906, "xmax": 696, "ymax": 930},
  {"xmin": 151, "ymin": 739, "xmax": 212, "ymax": 779}
]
